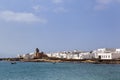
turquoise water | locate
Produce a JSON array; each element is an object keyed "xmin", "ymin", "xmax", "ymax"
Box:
[{"xmin": 0, "ymin": 61, "xmax": 120, "ymax": 80}]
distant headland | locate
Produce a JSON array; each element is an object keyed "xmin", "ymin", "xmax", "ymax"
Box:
[{"xmin": 1, "ymin": 48, "xmax": 120, "ymax": 64}]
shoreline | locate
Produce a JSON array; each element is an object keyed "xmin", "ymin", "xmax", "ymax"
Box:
[
  {"xmin": 19, "ymin": 59, "xmax": 120, "ymax": 64},
  {"xmin": 1, "ymin": 58, "xmax": 120, "ymax": 64}
]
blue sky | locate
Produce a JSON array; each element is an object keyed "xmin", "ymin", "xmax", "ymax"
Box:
[{"xmin": 0, "ymin": 0, "xmax": 120, "ymax": 57}]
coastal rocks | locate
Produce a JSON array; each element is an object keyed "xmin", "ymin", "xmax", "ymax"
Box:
[{"xmin": 92, "ymin": 60, "xmax": 120, "ymax": 64}]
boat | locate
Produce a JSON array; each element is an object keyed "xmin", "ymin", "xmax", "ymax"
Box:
[
  {"xmin": 11, "ymin": 62, "xmax": 16, "ymax": 64},
  {"xmin": 53, "ymin": 62, "xmax": 57, "ymax": 64}
]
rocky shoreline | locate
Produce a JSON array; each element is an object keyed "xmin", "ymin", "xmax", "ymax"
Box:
[
  {"xmin": 20, "ymin": 59, "xmax": 120, "ymax": 64},
  {"xmin": 1, "ymin": 58, "xmax": 120, "ymax": 64}
]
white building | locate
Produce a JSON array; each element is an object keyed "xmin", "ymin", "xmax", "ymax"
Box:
[
  {"xmin": 45, "ymin": 48, "xmax": 120, "ymax": 60},
  {"xmin": 18, "ymin": 52, "xmax": 34, "ymax": 59},
  {"xmin": 93, "ymin": 48, "xmax": 112, "ymax": 59},
  {"xmin": 51, "ymin": 52, "xmax": 60, "ymax": 58},
  {"xmin": 46, "ymin": 50, "xmax": 94, "ymax": 60},
  {"xmin": 116, "ymin": 49, "xmax": 120, "ymax": 53},
  {"xmin": 59, "ymin": 52, "xmax": 67, "ymax": 59},
  {"xmin": 46, "ymin": 53, "xmax": 52, "ymax": 57},
  {"xmin": 95, "ymin": 52, "xmax": 112, "ymax": 59},
  {"xmin": 97, "ymin": 48, "xmax": 116, "ymax": 53},
  {"xmin": 80, "ymin": 52, "xmax": 94, "ymax": 59},
  {"xmin": 46, "ymin": 52, "xmax": 67, "ymax": 59},
  {"xmin": 93, "ymin": 48, "xmax": 120, "ymax": 60}
]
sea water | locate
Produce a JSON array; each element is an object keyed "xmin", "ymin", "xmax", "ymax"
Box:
[{"xmin": 0, "ymin": 61, "xmax": 120, "ymax": 80}]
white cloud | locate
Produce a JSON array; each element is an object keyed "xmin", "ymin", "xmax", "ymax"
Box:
[
  {"xmin": 52, "ymin": 0, "xmax": 63, "ymax": 4},
  {"xmin": 53, "ymin": 7, "xmax": 67, "ymax": 13},
  {"xmin": 0, "ymin": 10, "xmax": 47, "ymax": 24}
]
